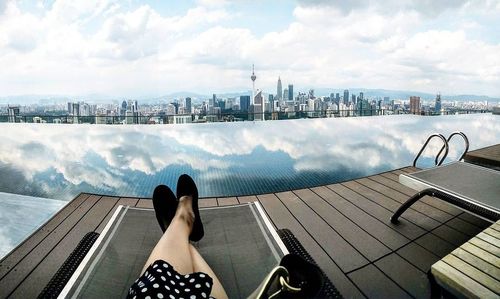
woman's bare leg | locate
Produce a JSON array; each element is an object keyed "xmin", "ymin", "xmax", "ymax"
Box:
[
  {"xmin": 141, "ymin": 197, "xmax": 194, "ymax": 274},
  {"xmin": 189, "ymin": 244, "xmax": 228, "ymax": 299}
]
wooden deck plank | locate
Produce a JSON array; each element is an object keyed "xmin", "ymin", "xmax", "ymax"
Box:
[
  {"xmin": 357, "ymin": 176, "xmax": 457, "ymax": 219},
  {"xmin": 396, "ymin": 242, "xmax": 441, "ymax": 272},
  {"xmin": 135, "ymin": 198, "xmax": 153, "ymax": 208},
  {"xmin": 452, "ymin": 247, "xmax": 500, "ymax": 279},
  {"xmin": 402, "ymin": 166, "xmax": 420, "ymax": 173},
  {"xmin": 274, "ymin": 191, "xmax": 368, "ymax": 272},
  {"xmin": 95, "ymin": 197, "xmax": 139, "ymax": 234},
  {"xmin": 326, "ymin": 183, "xmax": 425, "ymax": 240},
  {"xmin": 368, "ymin": 175, "xmax": 462, "ymax": 216},
  {"xmin": 293, "ymin": 188, "xmax": 391, "ymax": 261},
  {"xmin": 374, "ymin": 253, "xmax": 431, "ymax": 298},
  {"xmin": 344, "ymin": 180, "xmax": 444, "ymax": 232},
  {"xmin": 432, "ymin": 260, "xmax": 498, "ymax": 299},
  {"xmin": 9, "ymin": 196, "xmax": 119, "ymax": 298},
  {"xmin": 469, "ymin": 237, "xmax": 500, "ymax": 257},
  {"xmin": 432, "ymin": 224, "xmax": 474, "ymax": 247},
  {"xmin": 237, "ymin": 195, "xmax": 257, "ymax": 204},
  {"xmin": 446, "ymin": 217, "xmax": 489, "ymax": 237},
  {"xmin": 442, "ymin": 254, "xmax": 500, "ymax": 294},
  {"xmin": 256, "ymin": 193, "xmax": 365, "ymax": 298},
  {"xmin": 0, "ymin": 193, "xmax": 90, "ymax": 279},
  {"xmin": 0, "ymin": 194, "xmax": 102, "ymax": 298},
  {"xmin": 461, "ymin": 242, "xmax": 499, "ymax": 267},
  {"xmin": 311, "ymin": 186, "xmax": 409, "ymax": 250},
  {"xmin": 216, "ymin": 197, "xmax": 238, "ymax": 206},
  {"xmin": 458, "ymin": 213, "xmax": 494, "ymax": 230},
  {"xmin": 484, "ymin": 227, "xmax": 500, "ymax": 240},
  {"xmin": 348, "ymin": 265, "xmax": 411, "ymax": 298},
  {"xmin": 464, "ymin": 144, "xmax": 500, "ymax": 168},
  {"xmin": 415, "ymin": 233, "xmax": 456, "ymax": 258},
  {"xmin": 199, "ymin": 198, "xmax": 218, "ymax": 208},
  {"xmin": 477, "ymin": 232, "xmax": 500, "ymax": 247}
]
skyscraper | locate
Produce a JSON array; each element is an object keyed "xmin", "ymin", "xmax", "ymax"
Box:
[
  {"xmin": 121, "ymin": 100, "xmax": 127, "ymax": 116},
  {"xmin": 410, "ymin": 96, "xmax": 421, "ymax": 114},
  {"xmin": 435, "ymin": 94, "xmax": 441, "ymax": 114},
  {"xmin": 7, "ymin": 106, "xmax": 19, "ymax": 123},
  {"xmin": 277, "ymin": 77, "xmax": 282, "ymax": 101},
  {"xmin": 185, "ymin": 97, "xmax": 192, "ymax": 114},
  {"xmin": 288, "ymin": 84, "xmax": 293, "ymax": 102},
  {"xmin": 343, "ymin": 90, "xmax": 349, "ymax": 105},
  {"xmin": 335, "ymin": 93, "xmax": 340, "ymax": 105},
  {"xmin": 240, "ymin": 95, "xmax": 250, "ymax": 112},
  {"xmin": 254, "ymin": 90, "xmax": 264, "ymax": 121}
]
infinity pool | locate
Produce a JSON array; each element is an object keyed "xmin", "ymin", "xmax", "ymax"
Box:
[
  {"xmin": 0, "ymin": 114, "xmax": 498, "ymax": 200},
  {"xmin": 1, "ymin": 114, "xmax": 499, "ymax": 258}
]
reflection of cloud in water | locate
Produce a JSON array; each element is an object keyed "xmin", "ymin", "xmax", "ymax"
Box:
[
  {"xmin": 0, "ymin": 192, "xmax": 65, "ymax": 258},
  {"xmin": 0, "ymin": 114, "xmax": 498, "ymax": 199}
]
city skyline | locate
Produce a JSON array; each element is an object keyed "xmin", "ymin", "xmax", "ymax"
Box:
[{"xmin": 0, "ymin": 0, "xmax": 499, "ymax": 98}]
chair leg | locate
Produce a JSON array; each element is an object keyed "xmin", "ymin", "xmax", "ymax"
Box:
[{"xmin": 390, "ymin": 188, "xmax": 437, "ymax": 224}]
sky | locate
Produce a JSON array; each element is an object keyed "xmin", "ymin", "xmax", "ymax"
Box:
[{"xmin": 0, "ymin": 0, "xmax": 499, "ymax": 98}]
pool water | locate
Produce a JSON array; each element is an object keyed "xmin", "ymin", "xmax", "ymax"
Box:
[
  {"xmin": 0, "ymin": 114, "xmax": 498, "ymax": 200},
  {"xmin": 0, "ymin": 114, "xmax": 499, "ymax": 259}
]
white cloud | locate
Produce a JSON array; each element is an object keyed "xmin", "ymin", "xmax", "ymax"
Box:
[{"xmin": 0, "ymin": 0, "xmax": 498, "ymax": 96}]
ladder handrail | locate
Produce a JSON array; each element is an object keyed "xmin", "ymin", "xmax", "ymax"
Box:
[
  {"xmin": 413, "ymin": 133, "xmax": 449, "ymax": 167},
  {"xmin": 434, "ymin": 131, "xmax": 470, "ymax": 166}
]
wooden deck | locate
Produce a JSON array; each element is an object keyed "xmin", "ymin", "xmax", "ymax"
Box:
[
  {"xmin": 464, "ymin": 143, "xmax": 500, "ymax": 169},
  {"xmin": 0, "ymin": 166, "xmax": 493, "ymax": 298}
]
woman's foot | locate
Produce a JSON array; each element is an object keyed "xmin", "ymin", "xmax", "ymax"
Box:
[
  {"xmin": 176, "ymin": 174, "xmax": 204, "ymax": 241},
  {"xmin": 152, "ymin": 185, "xmax": 178, "ymax": 232}
]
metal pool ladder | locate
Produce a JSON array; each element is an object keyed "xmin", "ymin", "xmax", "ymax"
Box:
[{"xmin": 413, "ymin": 132, "xmax": 469, "ymax": 167}]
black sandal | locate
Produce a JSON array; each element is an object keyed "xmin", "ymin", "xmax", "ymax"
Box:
[
  {"xmin": 152, "ymin": 185, "xmax": 178, "ymax": 232},
  {"xmin": 176, "ymin": 174, "xmax": 204, "ymax": 242}
]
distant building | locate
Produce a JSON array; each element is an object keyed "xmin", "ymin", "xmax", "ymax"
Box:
[
  {"xmin": 33, "ymin": 116, "xmax": 45, "ymax": 123},
  {"xmin": 125, "ymin": 110, "xmax": 134, "ymax": 124},
  {"xmin": 335, "ymin": 93, "xmax": 340, "ymax": 105},
  {"xmin": 95, "ymin": 112, "xmax": 108, "ymax": 124},
  {"xmin": 268, "ymin": 94, "xmax": 274, "ymax": 112},
  {"xmin": 184, "ymin": 97, "xmax": 192, "ymax": 114},
  {"xmin": 240, "ymin": 96, "xmax": 250, "ymax": 112},
  {"xmin": 288, "ymin": 84, "xmax": 294, "ymax": 102},
  {"xmin": 276, "ymin": 77, "xmax": 282, "ymax": 101},
  {"xmin": 410, "ymin": 96, "xmax": 421, "ymax": 114},
  {"xmin": 283, "ymin": 88, "xmax": 289, "ymax": 101},
  {"xmin": 8, "ymin": 106, "xmax": 20, "ymax": 123},
  {"xmin": 71, "ymin": 102, "xmax": 80, "ymax": 116},
  {"xmin": 343, "ymin": 90, "xmax": 349, "ymax": 105},
  {"xmin": 254, "ymin": 90, "xmax": 264, "ymax": 121},
  {"xmin": 435, "ymin": 94, "xmax": 441, "ymax": 114},
  {"xmin": 357, "ymin": 99, "xmax": 371, "ymax": 116},
  {"xmin": 121, "ymin": 100, "xmax": 127, "ymax": 116},
  {"xmin": 173, "ymin": 115, "xmax": 192, "ymax": 124}
]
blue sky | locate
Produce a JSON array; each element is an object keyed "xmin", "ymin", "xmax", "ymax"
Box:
[{"xmin": 0, "ymin": 0, "xmax": 499, "ymax": 97}]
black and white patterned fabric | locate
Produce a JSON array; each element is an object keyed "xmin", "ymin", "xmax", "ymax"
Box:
[{"xmin": 128, "ymin": 260, "xmax": 215, "ymax": 299}]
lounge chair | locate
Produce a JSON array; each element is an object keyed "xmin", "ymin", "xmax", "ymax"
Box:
[
  {"xmin": 40, "ymin": 202, "xmax": 341, "ymax": 298},
  {"xmin": 390, "ymin": 161, "xmax": 500, "ymax": 224}
]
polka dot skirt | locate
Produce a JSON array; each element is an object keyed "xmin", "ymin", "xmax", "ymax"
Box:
[{"xmin": 127, "ymin": 260, "xmax": 215, "ymax": 299}]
